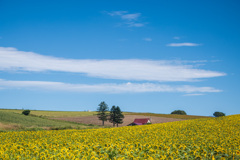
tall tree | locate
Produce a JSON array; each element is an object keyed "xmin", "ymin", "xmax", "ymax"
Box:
[
  {"xmin": 97, "ymin": 101, "xmax": 109, "ymax": 126},
  {"xmin": 115, "ymin": 106, "xmax": 124, "ymax": 127},
  {"xmin": 109, "ymin": 105, "xmax": 117, "ymax": 127},
  {"xmin": 109, "ymin": 105, "xmax": 124, "ymax": 127}
]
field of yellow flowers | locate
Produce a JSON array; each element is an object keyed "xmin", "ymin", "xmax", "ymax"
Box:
[{"xmin": 0, "ymin": 114, "xmax": 240, "ymax": 159}]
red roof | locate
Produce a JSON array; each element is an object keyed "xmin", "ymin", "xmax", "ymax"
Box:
[{"xmin": 133, "ymin": 118, "xmax": 151, "ymax": 125}]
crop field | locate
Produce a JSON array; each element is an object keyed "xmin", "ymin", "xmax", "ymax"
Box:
[
  {"xmin": 0, "ymin": 109, "xmax": 208, "ymax": 119},
  {"xmin": 0, "ymin": 109, "xmax": 209, "ymax": 130},
  {"xmin": 0, "ymin": 109, "xmax": 97, "ymax": 118},
  {"xmin": 53, "ymin": 115, "xmax": 184, "ymax": 127},
  {"xmin": 124, "ymin": 112, "xmax": 210, "ymax": 119},
  {"xmin": 0, "ymin": 114, "xmax": 239, "ymax": 159},
  {"xmin": 0, "ymin": 111, "xmax": 100, "ymax": 131}
]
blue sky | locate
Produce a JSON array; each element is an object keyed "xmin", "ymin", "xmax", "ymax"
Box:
[{"xmin": 0, "ymin": 0, "xmax": 239, "ymax": 116}]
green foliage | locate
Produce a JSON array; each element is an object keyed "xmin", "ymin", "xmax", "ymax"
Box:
[
  {"xmin": 109, "ymin": 106, "xmax": 124, "ymax": 127},
  {"xmin": 213, "ymin": 111, "xmax": 225, "ymax": 117},
  {"xmin": 50, "ymin": 126, "xmax": 73, "ymax": 130},
  {"xmin": 22, "ymin": 110, "xmax": 30, "ymax": 116},
  {"xmin": 109, "ymin": 106, "xmax": 117, "ymax": 126},
  {"xmin": 171, "ymin": 110, "xmax": 187, "ymax": 115},
  {"xmin": 115, "ymin": 106, "xmax": 124, "ymax": 126},
  {"xmin": 97, "ymin": 101, "xmax": 109, "ymax": 126}
]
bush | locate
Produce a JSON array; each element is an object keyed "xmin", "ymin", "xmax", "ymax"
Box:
[
  {"xmin": 171, "ymin": 110, "xmax": 187, "ymax": 115},
  {"xmin": 213, "ymin": 111, "xmax": 225, "ymax": 117},
  {"xmin": 22, "ymin": 110, "xmax": 30, "ymax": 116},
  {"xmin": 50, "ymin": 126, "xmax": 73, "ymax": 130}
]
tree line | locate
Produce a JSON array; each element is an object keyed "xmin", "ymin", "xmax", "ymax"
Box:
[
  {"xmin": 171, "ymin": 109, "xmax": 226, "ymax": 117},
  {"xmin": 97, "ymin": 101, "xmax": 124, "ymax": 127}
]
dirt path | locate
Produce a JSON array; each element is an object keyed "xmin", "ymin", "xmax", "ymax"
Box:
[{"xmin": 52, "ymin": 115, "xmax": 184, "ymax": 127}]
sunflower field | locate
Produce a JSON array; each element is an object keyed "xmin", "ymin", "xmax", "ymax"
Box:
[{"xmin": 0, "ymin": 114, "xmax": 240, "ymax": 159}]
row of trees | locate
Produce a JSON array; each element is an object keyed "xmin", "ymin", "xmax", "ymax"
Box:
[
  {"xmin": 97, "ymin": 101, "xmax": 124, "ymax": 127},
  {"xmin": 171, "ymin": 109, "xmax": 225, "ymax": 117}
]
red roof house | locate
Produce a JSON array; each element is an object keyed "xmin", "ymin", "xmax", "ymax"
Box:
[{"xmin": 128, "ymin": 118, "xmax": 151, "ymax": 126}]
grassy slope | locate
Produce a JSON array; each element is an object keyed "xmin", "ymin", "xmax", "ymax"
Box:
[
  {"xmin": 0, "ymin": 109, "xmax": 97, "ymax": 118},
  {"xmin": 0, "ymin": 111, "xmax": 100, "ymax": 131}
]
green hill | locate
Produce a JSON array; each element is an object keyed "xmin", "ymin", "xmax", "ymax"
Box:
[
  {"xmin": 0, "ymin": 111, "xmax": 99, "ymax": 131},
  {"xmin": 0, "ymin": 109, "xmax": 97, "ymax": 118}
]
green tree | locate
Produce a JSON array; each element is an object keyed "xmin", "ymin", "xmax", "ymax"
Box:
[
  {"xmin": 97, "ymin": 101, "xmax": 109, "ymax": 126},
  {"xmin": 109, "ymin": 106, "xmax": 124, "ymax": 127},
  {"xmin": 171, "ymin": 110, "xmax": 187, "ymax": 115},
  {"xmin": 213, "ymin": 111, "xmax": 225, "ymax": 117},
  {"xmin": 109, "ymin": 105, "xmax": 117, "ymax": 127},
  {"xmin": 22, "ymin": 110, "xmax": 30, "ymax": 116},
  {"xmin": 115, "ymin": 106, "xmax": 124, "ymax": 127}
]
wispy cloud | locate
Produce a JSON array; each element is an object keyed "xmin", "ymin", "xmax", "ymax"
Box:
[
  {"xmin": 183, "ymin": 93, "xmax": 204, "ymax": 96},
  {"xmin": 121, "ymin": 13, "xmax": 141, "ymax": 21},
  {"xmin": 107, "ymin": 11, "xmax": 145, "ymax": 27},
  {"xmin": 173, "ymin": 37, "xmax": 180, "ymax": 40},
  {"xmin": 107, "ymin": 11, "xmax": 128, "ymax": 16},
  {"xmin": 126, "ymin": 22, "xmax": 144, "ymax": 27},
  {"xmin": 143, "ymin": 38, "xmax": 152, "ymax": 42},
  {"xmin": 167, "ymin": 43, "xmax": 201, "ymax": 47},
  {"xmin": 0, "ymin": 47, "xmax": 225, "ymax": 82},
  {"xmin": 0, "ymin": 79, "xmax": 221, "ymax": 94}
]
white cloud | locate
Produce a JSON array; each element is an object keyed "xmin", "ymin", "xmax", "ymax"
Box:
[
  {"xmin": 107, "ymin": 11, "xmax": 145, "ymax": 27},
  {"xmin": 173, "ymin": 37, "xmax": 180, "ymax": 40},
  {"xmin": 121, "ymin": 13, "xmax": 141, "ymax": 21},
  {"xmin": 0, "ymin": 47, "xmax": 226, "ymax": 82},
  {"xmin": 183, "ymin": 93, "xmax": 204, "ymax": 96},
  {"xmin": 107, "ymin": 11, "xmax": 128, "ymax": 16},
  {"xmin": 167, "ymin": 43, "xmax": 201, "ymax": 47},
  {"xmin": 0, "ymin": 79, "xmax": 221, "ymax": 94},
  {"xmin": 143, "ymin": 38, "xmax": 152, "ymax": 42}
]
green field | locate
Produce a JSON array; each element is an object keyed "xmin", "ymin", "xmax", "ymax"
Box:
[
  {"xmin": 0, "ymin": 110, "xmax": 100, "ymax": 131},
  {"xmin": 0, "ymin": 109, "xmax": 209, "ymax": 131},
  {"xmin": 0, "ymin": 109, "xmax": 209, "ymax": 119},
  {"xmin": 0, "ymin": 109, "xmax": 97, "ymax": 118}
]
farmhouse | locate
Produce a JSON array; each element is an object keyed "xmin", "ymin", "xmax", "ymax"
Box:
[{"xmin": 128, "ymin": 118, "xmax": 151, "ymax": 126}]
